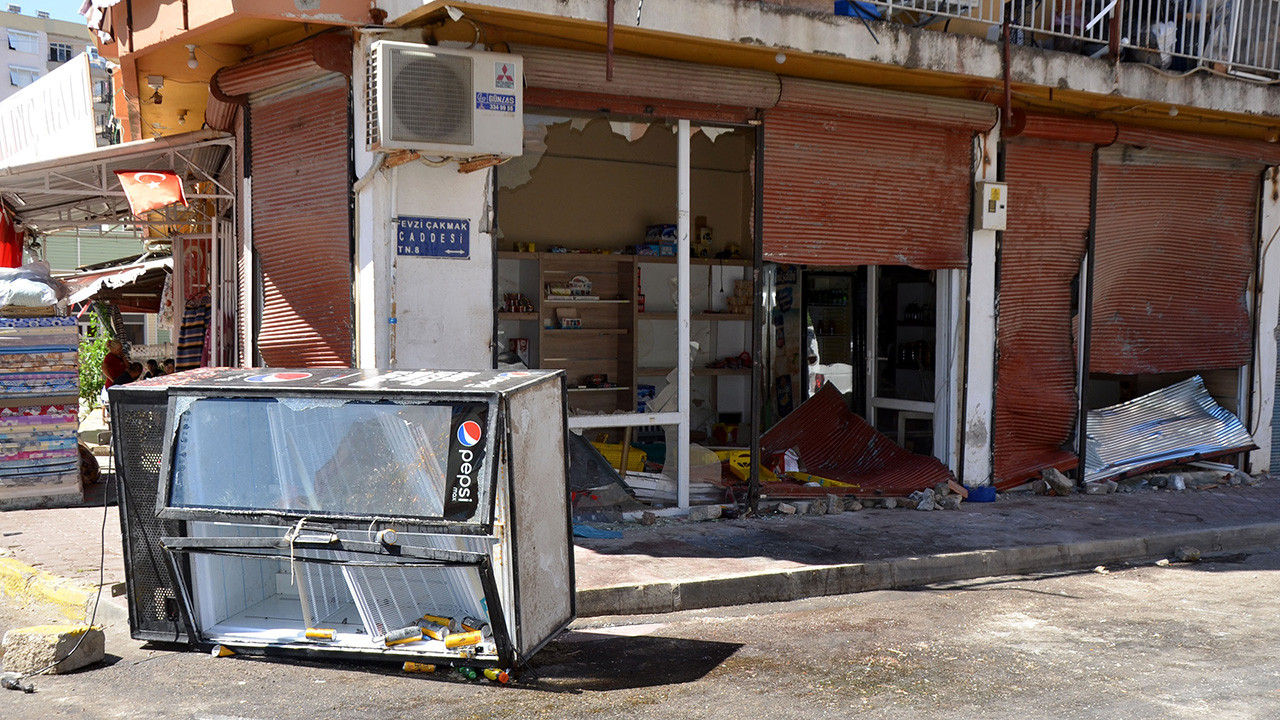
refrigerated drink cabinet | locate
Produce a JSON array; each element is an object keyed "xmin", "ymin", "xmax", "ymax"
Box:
[{"xmin": 109, "ymin": 368, "xmax": 573, "ymax": 669}]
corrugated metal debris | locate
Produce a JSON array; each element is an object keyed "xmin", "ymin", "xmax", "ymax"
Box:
[
  {"xmin": 1084, "ymin": 375, "xmax": 1256, "ymax": 483},
  {"xmin": 761, "ymin": 383, "xmax": 955, "ymax": 496}
]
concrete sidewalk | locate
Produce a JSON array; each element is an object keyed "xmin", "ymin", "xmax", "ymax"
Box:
[{"xmin": 2, "ymin": 477, "xmax": 1279, "ymax": 626}]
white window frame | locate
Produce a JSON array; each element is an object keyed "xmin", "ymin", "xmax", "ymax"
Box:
[
  {"xmin": 8, "ymin": 65, "xmax": 39, "ymax": 88},
  {"xmin": 7, "ymin": 30, "xmax": 37, "ymax": 55}
]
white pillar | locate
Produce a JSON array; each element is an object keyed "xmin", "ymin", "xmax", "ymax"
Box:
[
  {"xmin": 677, "ymin": 119, "xmax": 692, "ymax": 509},
  {"xmin": 1249, "ymin": 166, "xmax": 1280, "ymax": 473},
  {"xmin": 962, "ymin": 123, "xmax": 1001, "ymax": 486}
]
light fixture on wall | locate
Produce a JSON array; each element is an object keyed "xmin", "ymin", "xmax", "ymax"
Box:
[
  {"xmin": 186, "ymin": 44, "xmax": 198, "ymax": 70},
  {"xmin": 147, "ymin": 75, "xmax": 164, "ymax": 105}
]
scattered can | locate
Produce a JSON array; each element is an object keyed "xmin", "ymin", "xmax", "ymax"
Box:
[
  {"xmin": 461, "ymin": 616, "xmax": 492, "ymax": 637},
  {"xmin": 384, "ymin": 626, "xmax": 423, "ymax": 646},
  {"xmin": 210, "ymin": 645, "xmax": 235, "ymax": 658},
  {"xmin": 420, "ymin": 620, "xmax": 451, "ymax": 642},
  {"xmin": 421, "ymin": 613, "xmax": 459, "ymax": 631},
  {"xmin": 305, "ymin": 628, "xmax": 336, "ymax": 641},
  {"xmin": 402, "ymin": 662, "xmax": 436, "ymax": 674},
  {"xmin": 483, "ymin": 668, "xmax": 510, "ymax": 684},
  {"xmin": 445, "ymin": 630, "xmax": 483, "ymax": 648}
]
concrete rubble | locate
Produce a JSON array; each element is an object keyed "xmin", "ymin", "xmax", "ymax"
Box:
[{"xmin": 1, "ymin": 625, "xmax": 104, "ymax": 675}]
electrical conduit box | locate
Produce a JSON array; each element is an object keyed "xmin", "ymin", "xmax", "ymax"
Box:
[
  {"xmin": 108, "ymin": 368, "xmax": 573, "ymax": 669},
  {"xmin": 974, "ymin": 181, "xmax": 1008, "ymax": 231}
]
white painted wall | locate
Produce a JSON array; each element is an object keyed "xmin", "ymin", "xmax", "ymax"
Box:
[
  {"xmin": 962, "ymin": 124, "xmax": 1000, "ymax": 486},
  {"xmin": 389, "ymin": 163, "xmax": 495, "ymax": 369},
  {"xmin": 351, "ymin": 30, "xmax": 497, "ymax": 371},
  {"xmin": 1249, "ymin": 167, "xmax": 1280, "ymax": 473}
]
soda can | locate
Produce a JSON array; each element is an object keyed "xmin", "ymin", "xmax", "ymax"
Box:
[
  {"xmin": 420, "ymin": 620, "xmax": 450, "ymax": 642},
  {"xmin": 445, "ymin": 630, "xmax": 483, "ymax": 648},
  {"xmin": 210, "ymin": 645, "xmax": 235, "ymax": 658},
  {"xmin": 461, "ymin": 616, "xmax": 492, "ymax": 638},
  {"xmin": 383, "ymin": 626, "xmax": 423, "ymax": 646},
  {"xmin": 305, "ymin": 628, "xmax": 336, "ymax": 641},
  {"xmin": 483, "ymin": 668, "xmax": 510, "ymax": 684},
  {"xmin": 402, "ymin": 662, "xmax": 436, "ymax": 674},
  {"xmin": 420, "ymin": 613, "xmax": 459, "ymax": 631}
]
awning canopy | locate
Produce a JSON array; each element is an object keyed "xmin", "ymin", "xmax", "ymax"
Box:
[
  {"xmin": 0, "ymin": 129, "xmax": 235, "ymax": 239},
  {"xmin": 60, "ymin": 255, "xmax": 172, "ymax": 312}
]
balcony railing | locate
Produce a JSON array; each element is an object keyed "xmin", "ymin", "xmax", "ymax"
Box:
[{"xmin": 836, "ymin": 0, "xmax": 1280, "ymax": 78}]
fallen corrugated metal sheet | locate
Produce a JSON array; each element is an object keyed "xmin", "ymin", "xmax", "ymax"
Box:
[
  {"xmin": 761, "ymin": 383, "xmax": 955, "ymax": 496},
  {"xmin": 1084, "ymin": 375, "xmax": 1256, "ymax": 482}
]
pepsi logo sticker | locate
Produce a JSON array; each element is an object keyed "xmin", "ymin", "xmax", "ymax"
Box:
[
  {"xmin": 457, "ymin": 420, "xmax": 483, "ymax": 447},
  {"xmin": 246, "ymin": 372, "xmax": 313, "ymax": 383},
  {"xmin": 498, "ymin": 371, "xmax": 531, "ymax": 377}
]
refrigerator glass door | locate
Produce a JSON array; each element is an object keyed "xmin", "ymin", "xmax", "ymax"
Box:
[{"xmin": 166, "ymin": 397, "xmax": 491, "ymax": 523}]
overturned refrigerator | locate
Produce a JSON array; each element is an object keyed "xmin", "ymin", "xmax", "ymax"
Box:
[{"xmin": 109, "ymin": 368, "xmax": 573, "ymax": 669}]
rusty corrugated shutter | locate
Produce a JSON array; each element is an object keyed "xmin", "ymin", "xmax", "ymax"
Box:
[
  {"xmin": 1091, "ymin": 146, "xmax": 1261, "ymax": 375},
  {"xmin": 250, "ymin": 75, "xmax": 353, "ymax": 367},
  {"xmin": 993, "ymin": 137, "xmax": 1093, "ymax": 485},
  {"xmin": 761, "ymin": 79, "xmax": 992, "ymax": 268},
  {"xmin": 515, "ymin": 44, "xmax": 781, "ymax": 110}
]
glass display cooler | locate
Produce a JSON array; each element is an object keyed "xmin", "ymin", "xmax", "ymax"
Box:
[{"xmin": 108, "ymin": 368, "xmax": 573, "ymax": 669}]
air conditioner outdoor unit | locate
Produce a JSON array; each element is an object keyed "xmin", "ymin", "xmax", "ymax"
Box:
[{"xmin": 367, "ymin": 41, "xmax": 523, "ymax": 158}]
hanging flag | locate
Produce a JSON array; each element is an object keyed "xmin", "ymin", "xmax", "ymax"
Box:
[{"xmin": 114, "ymin": 170, "xmax": 188, "ymax": 216}]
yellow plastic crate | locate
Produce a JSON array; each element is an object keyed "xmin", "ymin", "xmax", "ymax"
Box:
[{"xmin": 590, "ymin": 441, "xmax": 647, "ymax": 472}]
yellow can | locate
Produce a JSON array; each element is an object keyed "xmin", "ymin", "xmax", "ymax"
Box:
[{"xmin": 444, "ymin": 630, "xmax": 483, "ymax": 648}]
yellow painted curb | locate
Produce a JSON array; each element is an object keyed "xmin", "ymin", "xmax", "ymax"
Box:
[{"xmin": 0, "ymin": 557, "xmax": 98, "ymax": 622}]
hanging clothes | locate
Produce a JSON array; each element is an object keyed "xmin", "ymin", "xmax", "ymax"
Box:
[{"xmin": 176, "ymin": 296, "xmax": 210, "ymax": 371}]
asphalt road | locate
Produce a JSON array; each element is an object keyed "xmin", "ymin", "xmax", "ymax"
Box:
[{"xmin": 3, "ymin": 548, "xmax": 1279, "ymax": 719}]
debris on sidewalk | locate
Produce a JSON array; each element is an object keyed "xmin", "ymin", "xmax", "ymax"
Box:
[
  {"xmin": 1084, "ymin": 375, "xmax": 1255, "ymax": 484},
  {"xmin": 1, "ymin": 624, "xmax": 104, "ymax": 676},
  {"xmin": 1174, "ymin": 546, "xmax": 1201, "ymax": 562},
  {"xmin": 759, "ymin": 383, "xmax": 955, "ymax": 497}
]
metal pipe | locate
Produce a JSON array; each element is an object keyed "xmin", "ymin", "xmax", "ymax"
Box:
[
  {"xmin": 677, "ymin": 119, "xmax": 691, "ymax": 510},
  {"xmin": 1076, "ymin": 148, "xmax": 1100, "ymax": 479},
  {"xmin": 748, "ymin": 121, "xmax": 764, "ymax": 513}
]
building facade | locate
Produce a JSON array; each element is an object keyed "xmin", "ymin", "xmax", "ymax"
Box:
[{"xmin": 77, "ymin": 0, "xmax": 1280, "ymax": 496}]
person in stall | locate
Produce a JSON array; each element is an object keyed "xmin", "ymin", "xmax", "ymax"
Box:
[
  {"xmin": 113, "ymin": 362, "xmax": 144, "ymax": 386},
  {"xmin": 143, "ymin": 359, "xmax": 162, "ymax": 379},
  {"xmin": 101, "ymin": 339, "xmax": 127, "ymax": 389},
  {"xmin": 163, "ymin": 358, "xmax": 176, "ymax": 375}
]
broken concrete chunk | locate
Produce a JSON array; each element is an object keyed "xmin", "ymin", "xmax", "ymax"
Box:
[
  {"xmin": 792, "ymin": 501, "xmax": 813, "ymax": 515},
  {"xmin": 843, "ymin": 497, "xmax": 864, "ymax": 512},
  {"xmin": 908, "ymin": 488, "xmax": 937, "ymax": 511},
  {"xmin": 937, "ymin": 495, "xmax": 962, "ymax": 511},
  {"xmin": 1174, "ymin": 546, "xmax": 1201, "ymax": 562},
  {"xmin": 808, "ymin": 500, "xmax": 828, "ymax": 515},
  {"xmin": 640, "ymin": 511, "xmax": 657, "ymax": 526},
  {"xmin": 883, "ymin": 498, "xmax": 898, "ymax": 510},
  {"xmin": 777, "ymin": 503, "xmax": 797, "ymax": 515},
  {"xmin": 1041, "ymin": 468, "xmax": 1075, "ymax": 496},
  {"xmin": 1, "ymin": 625, "xmax": 104, "ymax": 675},
  {"xmin": 825, "ymin": 494, "xmax": 844, "ymax": 515},
  {"xmin": 687, "ymin": 505, "xmax": 722, "ymax": 522},
  {"xmin": 1084, "ymin": 480, "xmax": 1118, "ymax": 495},
  {"xmin": 1155, "ymin": 558, "xmax": 1171, "ymax": 567},
  {"xmin": 933, "ymin": 482, "xmax": 952, "ymax": 497}
]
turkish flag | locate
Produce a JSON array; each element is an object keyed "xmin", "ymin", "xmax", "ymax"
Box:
[{"xmin": 115, "ymin": 170, "xmax": 188, "ymax": 216}]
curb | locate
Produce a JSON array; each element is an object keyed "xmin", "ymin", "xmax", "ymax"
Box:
[
  {"xmin": 0, "ymin": 557, "xmax": 127, "ymax": 627},
  {"xmin": 576, "ymin": 521, "xmax": 1280, "ymax": 617}
]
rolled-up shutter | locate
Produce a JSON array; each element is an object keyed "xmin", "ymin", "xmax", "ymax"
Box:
[
  {"xmin": 761, "ymin": 79, "xmax": 995, "ymax": 269},
  {"xmin": 994, "ymin": 136, "xmax": 1093, "ymax": 484},
  {"xmin": 1091, "ymin": 146, "xmax": 1261, "ymax": 374},
  {"xmin": 250, "ymin": 74, "xmax": 353, "ymax": 367}
]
